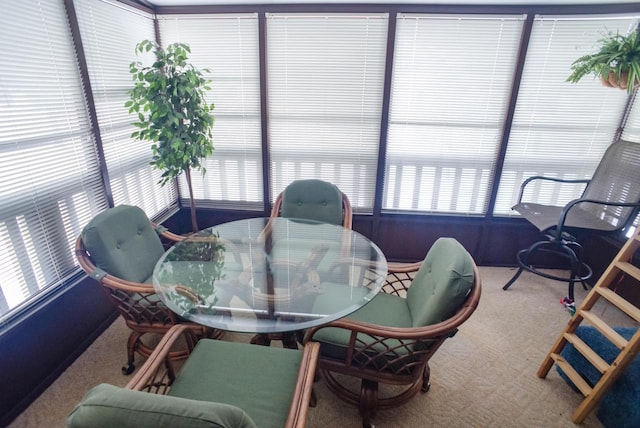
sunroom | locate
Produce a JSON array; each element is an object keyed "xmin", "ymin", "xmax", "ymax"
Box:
[{"xmin": 2, "ymin": 0, "xmax": 640, "ymax": 426}]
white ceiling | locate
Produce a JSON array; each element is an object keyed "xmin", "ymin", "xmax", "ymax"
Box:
[{"xmin": 147, "ymin": 0, "xmax": 640, "ymax": 5}]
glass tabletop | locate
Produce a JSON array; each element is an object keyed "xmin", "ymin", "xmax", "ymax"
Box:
[{"xmin": 153, "ymin": 217, "xmax": 388, "ymax": 334}]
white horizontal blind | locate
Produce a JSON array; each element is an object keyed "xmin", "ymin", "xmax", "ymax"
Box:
[
  {"xmin": 495, "ymin": 16, "xmax": 639, "ymax": 215},
  {"xmin": 267, "ymin": 13, "xmax": 388, "ymax": 213},
  {"xmin": 158, "ymin": 14, "xmax": 263, "ymax": 210},
  {"xmin": 385, "ymin": 14, "xmax": 524, "ymax": 214},
  {"xmin": 0, "ymin": 0, "xmax": 107, "ymax": 321},
  {"xmin": 621, "ymin": 93, "xmax": 640, "ymax": 142},
  {"xmin": 622, "ymin": 96, "xmax": 640, "ymax": 232},
  {"xmin": 74, "ymin": 0, "xmax": 177, "ymax": 219}
]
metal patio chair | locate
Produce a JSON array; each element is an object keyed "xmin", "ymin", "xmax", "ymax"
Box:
[{"xmin": 503, "ymin": 140, "xmax": 640, "ymax": 306}]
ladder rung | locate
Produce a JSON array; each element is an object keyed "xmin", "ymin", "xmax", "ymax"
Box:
[
  {"xmin": 562, "ymin": 333, "xmax": 610, "ymax": 373},
  {"xmin": 551, "ymin": 353, "xmax": 593, "ymax": 397},
  {"xmin": 579, "ymin": 310, "xmax": 629, "ymax": 349},
  {"xmin": 594, "ymin": 287, "xmax": 640, "ymax": 323},
  {"xmin": 615, "ymin": 261, "xmax": 640, "ymax": 283}
]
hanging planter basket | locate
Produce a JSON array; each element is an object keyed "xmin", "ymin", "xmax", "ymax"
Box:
[
  {"xmin": 567, "ymin": 30, "xmax": 640, "ymax": 95},
  {"xmin": 600, "ymin": 71, "xmax": 640, "ymax": 91}
]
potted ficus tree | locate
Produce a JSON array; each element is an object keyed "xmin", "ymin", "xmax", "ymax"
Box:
[
  {"xmin": 126, "ymin": 39, "xmax": 214, "ymax": 232},
  {"xmin": 567, "ymin": 30, "xmax": 640, "ymax": 93}
]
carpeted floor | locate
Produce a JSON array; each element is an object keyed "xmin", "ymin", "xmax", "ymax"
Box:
[{"xmin": 9, "ymin": 267, "xmax": 638, "ymax": 428}]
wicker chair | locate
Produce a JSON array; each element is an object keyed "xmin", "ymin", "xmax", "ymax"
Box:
[
  {"xmin": 253, "ymin": 179, "xmax": 353, "ymax": 348},
  {"xmin": 270, "ymin": 179, "xmax": 352, "ymax": 229},
  {"xmin": 68, "ymin": 325, "xmax": 320, "ymax": 428},
  {"xmin": 304, "ymin": 238, "xmax": 482, "ymax": 427},
  {"xmin": 75, "ymin": 205, "xmax": 223, "ymax": 375},
  {"xmin": 503, "ymin": 140, "xmax": 640, "ymax": 305}
]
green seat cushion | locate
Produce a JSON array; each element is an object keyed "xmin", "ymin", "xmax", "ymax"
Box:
[
  {"xmin": 311, "ymin": 288, "xmax": 412, "ymax": 359},
  {"xmin": 406, "ymin": 238, "xmax": 474, "ymax": 327},
  {"xmin": 168, "ymin": 340, "xmax": 303, "ymax": 428},
  {"xmin": 82, "ymin": 205, "xmax": 164, "ymax": 283},
  {"xmin": 67, "ymin": 383, "xmax": 256, "ymax": 428},
  {"xmin": 280, "ymin": 179, "xmax": 344, "ymax": 225}
]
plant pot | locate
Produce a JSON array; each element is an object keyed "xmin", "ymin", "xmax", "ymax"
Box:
[{"xmin": 600, "ymin": 71, "xmax": 639, "ymax": 91}]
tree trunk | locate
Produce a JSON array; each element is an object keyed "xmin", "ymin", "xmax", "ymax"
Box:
[{"xmin": 185, "ymin": 167, "xmax": 199, "ymax": 233}]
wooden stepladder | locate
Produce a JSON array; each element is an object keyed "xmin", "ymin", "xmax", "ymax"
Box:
[{"xmin": 537, "ymin": 227, "xmax": 640, "ymax": 424}]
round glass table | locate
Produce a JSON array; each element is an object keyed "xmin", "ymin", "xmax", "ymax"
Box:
[{"xmin": 153, "ymin": 217, "xmax": 388, "ymax": 341}]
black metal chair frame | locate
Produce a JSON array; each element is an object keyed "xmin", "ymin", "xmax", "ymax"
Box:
[{"xmin": 503, "ymin": 141, "xmax": 640, "ymax": 303}]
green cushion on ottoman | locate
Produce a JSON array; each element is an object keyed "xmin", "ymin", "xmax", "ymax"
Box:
[
  {"xmin": 168, "ymin": 339, "xmax": 304, "ymax": 428},
  {"xmin": 67, "ymin": 383, "xmax": 256, "ymax": 428}
]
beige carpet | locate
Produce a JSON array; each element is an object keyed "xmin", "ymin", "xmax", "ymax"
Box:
[{"xmin": 9, "ymin": 267, "xmax": 638, "ymax": 428}]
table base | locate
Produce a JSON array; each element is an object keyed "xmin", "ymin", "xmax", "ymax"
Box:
[{"xmin": 250, "ymin": 332, "xmax": 301, "ymax": 350}]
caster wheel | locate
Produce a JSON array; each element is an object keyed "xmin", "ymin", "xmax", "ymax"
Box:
[{"xmin": 122, "ymin": 363, "xmax": 135, "ymax": 375}]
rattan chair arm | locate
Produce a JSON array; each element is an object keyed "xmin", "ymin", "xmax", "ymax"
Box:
[
  {"xmin": 125, "ymin": 324, "xmax": 197, "ymax": 392},
  {"xmin": 153, "ymin": 224, "xmax": 186, "ymax": 243},
  {"xmin": 305, "ymin": 316, "xmax": 459, "ymax": 344},
  {"xmin": 75, "ymin": 241, "xmax": 160, "ymax": 294},
  {"xmin": 285, "ymin": 342, "xmax": 320, "ymax": 428},
  {"xmin": 387, "ymin": 261, "xmax": 422, "ymax": 273},
  {"xmin": 340, "ymin": 192, "xmax": 353, "ymax": 230}
]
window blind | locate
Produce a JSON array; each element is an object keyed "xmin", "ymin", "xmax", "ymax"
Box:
[
  {"xmin": 74, "ymin": 0, "xmax": 177, "ymax": 219},
  {"xmin": 158, "ymin": 14, "xmax": 263, "ymax": 210},
  {"xmin": 0, "ymin": 0, "xmax": 107, "ymax": 321},
  {"xmin": 494, "ymin": 15, "xmax": 639, "ymax": 215},
  {"xmin": 266, "ymin": 13, "xmax": 388, "ymax": 213},
  {"xmin": 621, "ymin": 97, "xmax": 640, "ymax": 233},
  {"xmin": 622, "ymin": 93, "xmax": 640, "ymax": 143},
  {"xmin": 385, "ymin": 14, "xmax": 524, "ymax": 214}
]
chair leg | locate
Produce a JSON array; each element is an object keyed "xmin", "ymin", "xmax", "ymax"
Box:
[
  {"xmin": 502, "ymin": 265, "xmax": 524, "ymax": 291},
  {"xmin": 310, "ymin": 388, "xmax": 318, "ymax": 408},
  {"xmin": 503, "ymin": 239, "xmax": 549, "ymax": 290},
  {"xmin": 421, "ymin": 364, "xmax": 431, "ymax": 393},
  {"xmin": 359, "ymin": 379, "xmax": 378, "ymax": 428},
  {"xmin": 123, "ymin": 331, "xmax": 143, "ymax": 375},
  {"xmin": 565, "ymin": 240, "xmax": 592, "ymax": 291}
]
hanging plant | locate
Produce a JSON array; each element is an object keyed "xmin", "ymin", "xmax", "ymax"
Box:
[
  {"xmin": 567, "ymin": 30, "xmax": 640, "ymax": 93},
  {"xmin": 126, "ymin": 39, "xmax": 215, "ymax": 232}
]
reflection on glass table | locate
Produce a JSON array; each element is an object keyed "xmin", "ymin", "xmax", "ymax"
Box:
[{"xmin": 153, "ymin": 217, "xmax": 388, "ymax": 344}]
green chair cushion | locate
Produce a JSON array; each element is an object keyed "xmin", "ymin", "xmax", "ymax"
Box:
[
  {"xmin": 406, "ymin": 238, "xmax": 474, "ymax": 327},
  {"xmin": 168, "ymin": 339, "xmax": 303, "ymax": 428},
  {"xmin": 312, "ymin": 289, "xmax": 412, "ymax": 359},
  {"xmin": 82, "ymin": 205, "xmax": 164, "ymax": 283},
  {"xmin": 67, "ymin": 383, "xmax": 256, "ymax": 428},
  {"xmin": 280, "ymin": 179, "xmax": 344, "ymax": 225}
]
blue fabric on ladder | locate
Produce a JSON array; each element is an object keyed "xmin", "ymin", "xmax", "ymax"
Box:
[{"xmin": 557, "ymin": 326, "xmax": 639, "ymax": 428}]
